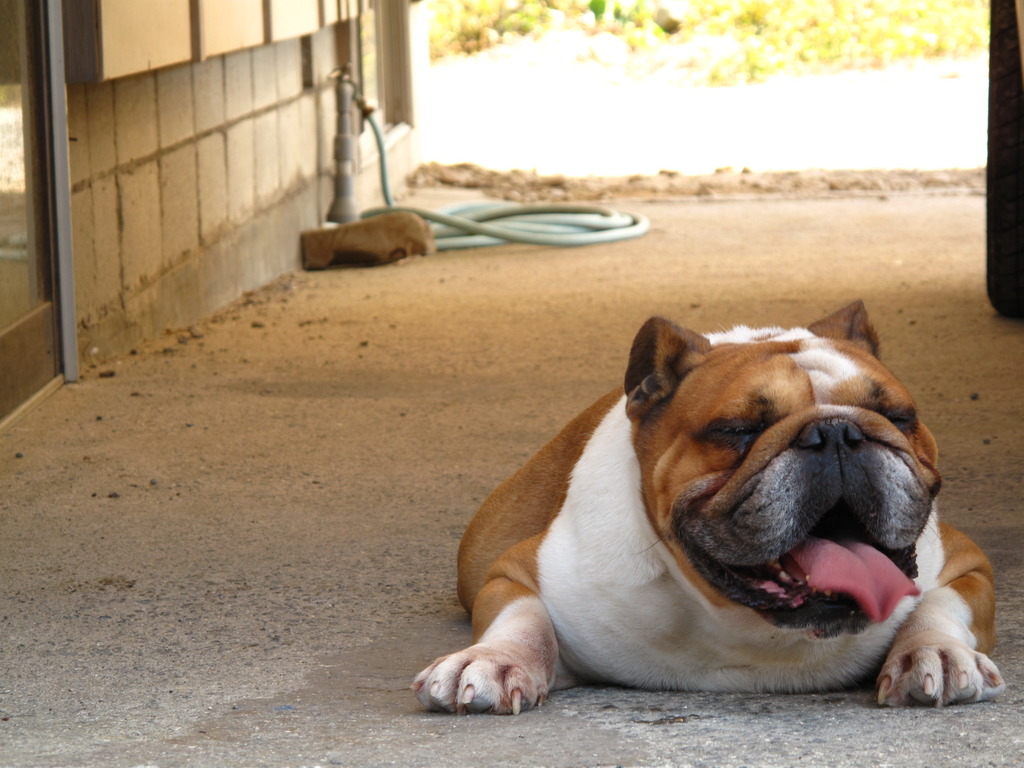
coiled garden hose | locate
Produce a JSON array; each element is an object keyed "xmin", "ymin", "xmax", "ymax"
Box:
[{"xmin": 353, "ymin": 86, "xmax": 649, "ymax": 251}]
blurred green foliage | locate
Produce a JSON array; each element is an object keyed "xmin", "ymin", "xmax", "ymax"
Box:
[
  {"xmin": 429, "ymin": 0, "xmax": 570, "ymax": 58},
  {"xmin": 428, "ymin": 0, "xmax": 989, "ymax": 84}
]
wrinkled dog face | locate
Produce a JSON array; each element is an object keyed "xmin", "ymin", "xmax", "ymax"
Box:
[{"xmin": 625, "ymin": 303, "xmax": 941, "ymax": 638}]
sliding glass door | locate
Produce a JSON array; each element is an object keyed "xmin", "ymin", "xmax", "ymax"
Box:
[{"xmin": 0, "ymin": 0, "xmax": 72, "ymax": 425}]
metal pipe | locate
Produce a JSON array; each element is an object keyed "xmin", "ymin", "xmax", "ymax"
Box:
[{"xmin": 326, "ymin": 66, "xmax": 359, "ymax": 224}]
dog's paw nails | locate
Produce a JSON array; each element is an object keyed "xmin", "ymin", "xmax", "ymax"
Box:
[
  {"xmin": 876, "ymin": 675, "xmax": 893, "ymax": 706},
  {"xmin": 878, "ymin": 633, "xmax": 1005, "ymax": 707},
  {"xmin": 921, "ymin": 673, "xmax": 936, "ymax": 699},
  {"xmin": 957, "ymin": 670, "xmax": 970, "ymax": 691},
  {"xmin": 412, "ymin": 642, "xmax": 550, "ymax": 715},
  {"xmin": 978, "ymin": 657, "xmax": 1005, "ymax": 696},
  {"xmin": 456, "ymin": 683, "xmax": 478, "ymax": 713}
]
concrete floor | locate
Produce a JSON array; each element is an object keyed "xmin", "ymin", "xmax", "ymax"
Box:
[{"xmin": 2, "ymin": 190, "xmax": 1023, "ymax": 767}]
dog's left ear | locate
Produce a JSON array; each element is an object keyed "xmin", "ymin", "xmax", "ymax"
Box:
[
  {"xmin": 807, "ymin": 300, "xmax": 880, "ymax": 357},
  {"xmin": 625, "ymin": 317, "xmax": 711, "ymax": 419}
]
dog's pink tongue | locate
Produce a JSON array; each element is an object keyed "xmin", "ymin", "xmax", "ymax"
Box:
[{"xmin": 785, "ymin": 537, "xmax": 920, "ymax": 622}]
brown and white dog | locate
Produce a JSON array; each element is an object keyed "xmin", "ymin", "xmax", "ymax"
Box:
[{"xmin": 413, "ymin": 302, "xmax": 1004, "ymax": 714}]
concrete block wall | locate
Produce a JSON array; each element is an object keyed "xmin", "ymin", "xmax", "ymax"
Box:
[{"xmin": 65, "ymin": 25, "xmax": 409, "ymax": 362}]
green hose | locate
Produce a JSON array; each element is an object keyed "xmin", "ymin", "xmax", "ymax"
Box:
[{"xmin": 359, "ymin": 112, "xmax": 649, "ymax": 251}]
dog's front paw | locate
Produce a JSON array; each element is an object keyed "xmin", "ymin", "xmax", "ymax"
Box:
[
  {"xmin": 412, "ymin": 641, "xmax": 550, "ymax": 715},
  {"xmin": 877, "ymin": 630, "xmax": 1005, "ymax": 707}
]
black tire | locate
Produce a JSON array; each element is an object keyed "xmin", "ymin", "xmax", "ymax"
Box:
[{"xmin": 988, "ymin": 0, "xmax": 1024, "ymax": 317}]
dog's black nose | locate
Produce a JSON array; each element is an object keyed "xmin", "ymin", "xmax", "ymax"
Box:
[{"xmin": 796, "ymin": 420, "xmax": 865, "ymax": 451}]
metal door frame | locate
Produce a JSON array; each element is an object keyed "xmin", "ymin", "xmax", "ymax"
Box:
[{"xmin": 44, "ymin": 0, "xmax": 76, "ymax": 384}]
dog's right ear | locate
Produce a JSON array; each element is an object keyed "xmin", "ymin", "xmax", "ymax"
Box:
[
  {"xmin": 807, "ymin": 300, "xmax": 880, "ymax": 357},
  {"xmin": 625, "ymin": 317, "xmax": 711, "ymax": 419}
]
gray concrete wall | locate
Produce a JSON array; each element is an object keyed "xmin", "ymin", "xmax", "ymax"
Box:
[{"xmin": 64, "ymin": 23, "xmax": 419, "ymax": 364}]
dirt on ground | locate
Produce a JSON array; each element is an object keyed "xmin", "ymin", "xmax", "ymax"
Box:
[{"xmin": 409, "ymin": 162, "xmax": 985, "ymax": 203}]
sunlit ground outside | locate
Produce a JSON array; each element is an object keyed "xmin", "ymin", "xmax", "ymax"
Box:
[{"xmin": 419, "ymin": 5, "xmax": 988, "ymax": 176}]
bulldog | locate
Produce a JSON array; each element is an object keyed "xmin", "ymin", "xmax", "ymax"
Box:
[{"xmin": 413, "ymin": 302, "xmax": 1004, "ymax": 714}]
